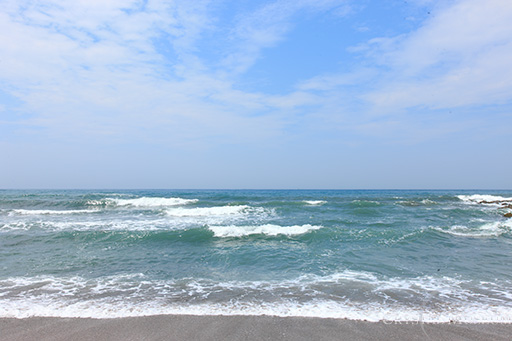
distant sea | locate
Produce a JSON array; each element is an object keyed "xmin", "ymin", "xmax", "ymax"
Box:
[{"xmin": 1, "ymin": 189, "xmax": 512, "ymax": 322}]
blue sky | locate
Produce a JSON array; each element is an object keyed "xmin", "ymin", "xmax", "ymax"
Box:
[{"xmin": 0, "ymin": 0, "xmax": 511, "ymax": 189}]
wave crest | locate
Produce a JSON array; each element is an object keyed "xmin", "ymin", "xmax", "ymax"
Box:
[
  {"xmin": 107, "ymin": 197, "xmax": 198, "ymax": 207},
  {"xmin": 303, "ymin": 200, "xmax": 327, "ymax": 206},
  {"xmin": 165, "ymin": 205, "xmax": 251, "ymax": 217},
  {"xmin": 8, "ymin": 209, "xmax": 98, "ymax": 216},
  {"xmin": 433, "ymin": 220, "xmax": 512, "ymax": 237},
  {"xmin": 209, "ymin": 224, "xmax": 322, "ymax": 237},
  {"xmin": 458, "ymin": 195, "xmax": 512, "ymax": 205}
]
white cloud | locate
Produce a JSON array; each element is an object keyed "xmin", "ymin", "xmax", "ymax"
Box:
[
  {"xmin": 364, "ymin": 0, "xmax": 512, "ymax": 110},
  {"xmin": 0, "ymin": 0, "xmax": 277, "ymax": 145},
  {"xmin": 0, "ymin": 0, "xmax": 356, "ymax": 150},
  {"xmin": 3, "ymin": 0, "xmax": 510, "ymax": 151}
]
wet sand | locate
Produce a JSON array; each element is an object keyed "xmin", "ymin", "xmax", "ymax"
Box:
[{"xmin": 1, "ymin": 315, "xmax": 512, "ymax": 341}]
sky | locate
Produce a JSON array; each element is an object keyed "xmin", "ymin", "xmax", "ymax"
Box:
[{"xmin": 0, "ymin": 0, "xmax": 511, "ymax": 189}]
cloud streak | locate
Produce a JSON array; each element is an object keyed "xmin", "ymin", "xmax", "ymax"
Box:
[
  {"xmin": 1, "ymin": 0, "xmax": 353, "ymax": 147},
  {"xmin": 1, "ymin": 0, "xmax": 511, "ymax": 188},
  {"xmin": 361, "ymin": 0, "xmax": 512, "ymax": 111}
]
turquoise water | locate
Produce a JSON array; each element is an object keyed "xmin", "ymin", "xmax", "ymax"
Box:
[{"xmin": 1, "ymin": 189, "xmax": 512, "ymax": 322}]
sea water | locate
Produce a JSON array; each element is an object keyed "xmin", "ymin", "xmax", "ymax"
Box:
[{"xmin": 1, "ymin": 189, "xmax": 512, "ymax": 322}]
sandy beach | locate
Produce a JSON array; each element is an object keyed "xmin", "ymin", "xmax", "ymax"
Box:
[{"xmin": 1, "ymin": 315, "xmax": 512, "ymax": 341}]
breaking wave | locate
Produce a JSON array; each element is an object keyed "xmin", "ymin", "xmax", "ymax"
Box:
[
  {"xmin": 432, "ymin": 219, "xmax": 512, "ymax": 237},
  {"xmin": 8, "ymin": 209, "xmax": 99, "ymax": 216},
  {"xmin": 104, "ymin": 197, "xmax": 198, "ymax": 207},
  {"xmin": 1, "ymin": 272, "xmax": 511, "ymax": 322},
  {"xmin": 209, "ymin": 224, "xmax": 322, "ymax": 237},
  {"xmin": 458, "ymin": 194, "xmax": 512, "ymax": 205},
  {"xmin": 303, "ymin": 200, "xmax": 327, "ymax": 206}
]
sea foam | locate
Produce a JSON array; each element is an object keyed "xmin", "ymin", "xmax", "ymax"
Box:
[
  {"xmin": 2, "ymin": 272, "xmax": 512, "ymax": 322},
  {"xmin": 433, "ymin": 219, "xmax": 512, "ymax": 237},
  {"xmin": 8, "ymin": 209, "xmax": 98, "ymax": 216},
  {"xmin": 303, "ymin": 200, "xmax": 327, "ymax": 206},
  {"xmin": 209, "ymin": 224, "xmax": 322, "ymax": 237},
  {"xmin": 458, "ymin": 194, "xmax": 512, "ymax": 205},
  {"xmin": 165, "ymin": 205, "xmax": 249, "ymax": 217},
  {"xmin": 108, "ymin": 197, "xmax": 198, "ymax": 207}
]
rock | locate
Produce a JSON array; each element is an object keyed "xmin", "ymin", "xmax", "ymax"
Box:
[{"xmin": 504, "ymin": 212, "xmax": 512, "ymax": 218}]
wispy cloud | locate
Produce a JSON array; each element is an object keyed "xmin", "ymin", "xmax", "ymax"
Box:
[
  {"xmin": 1, "ymin": 0, "xmax": 354, "ymax": 148},
  {"xmin": 220, "ymin": 0, "xmax": 351, "ymax": 75},
  {"xmin": 285, "ymin": 0, "xmax": 512, "ymax": 143},
  {"xmin": 362, "ymin": 0, "xmax": 512, "ymax": 110},
  {"xmin": 1, "ymin": 0, "xmax": 511, "ymax": 188}
]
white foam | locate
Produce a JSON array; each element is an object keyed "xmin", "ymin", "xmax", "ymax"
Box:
[
  {"xmin": 432, "ymin": 220, "xmax": 512, "ymax": 237},
  {"xmin": 303, "ymin": 200, "xmax": 327, "ymax": 206},
  {"xmin": 0, "ymin": 222, "xmax": 30, "ymax": 231},
  {"xmin": 166, "ymin": 205, "xmax": 250, "ymax": 217},
  {"xmin": 163, "ymin": 205, "xmax": 274, "ymax": 226},
  {"xmin": 3, "ymin": 297, "xmax": 512, "ymax": 322},
  {"xmin": 351, "ymin": 200, "xmax": 380, "ymax": 205},
  {"xmin": 1, "ymin": 273, "xmax": 512, "ymax": 322},
  {"xmin": 458, "ymin": 195, "xmax": 512, "ymax": 205},
  {"xmin": 8, "ymin": 209, "xmax": 97, "ymax": 216},
  {"xmin": 397, "ymin": 199, "xmax": 438, "ymax": 207},
  {"xmin": 0, "ymin": 219, "xmax": 190, "ymax": 232},
  {"xmin": 209, "ymin": 224, "xmax": 322, "ymax": 237},
  {"xmin": 109, "ymin": 197, "xmax": 198, "ymax": 207},
  {"xmin": 0, "ymin": 205, "xmax": 271, "ymax": 232},
  {"xmin": 50, "ymin": 220, "xmax": 175, "ymax": 232}
]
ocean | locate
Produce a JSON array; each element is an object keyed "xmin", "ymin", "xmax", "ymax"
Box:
[{"xmin": 1, "ymin": 189, "xmax": 512, "ymax": 323}]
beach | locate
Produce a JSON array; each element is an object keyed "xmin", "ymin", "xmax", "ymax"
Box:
[
  {"xmin": 3, "ymin": 0, "xmax": 512, "ymax": 337},
  {"xmin": 2, "ymin": 315, "xmax": 512, "ymax": 341}
]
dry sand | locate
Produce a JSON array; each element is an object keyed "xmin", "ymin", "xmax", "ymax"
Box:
[{"xmin": 2, "ymin": 315, "xmax": 512, "ymax": 341}]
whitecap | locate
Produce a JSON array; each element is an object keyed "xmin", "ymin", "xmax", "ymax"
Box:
[
  {"xmin": 163, "ymin": 205, "xmax": 274, "ymax": 226},
  {"xmin": 457, "ymin": 194, "xmax": 512, "ymax": 205},
  {"xmin": 2, "ymin": 272, "xmax": 512, "ymax": 322},
  {"xmin": 8, "ymin": 209, "xmax": 98, "ymax": 216},
  {"xmin": 209, "ymin": 224, "xmax": 322, "ymax": 237},
  {"xmin": 165, "ymin": 205, "xmax": 250, "ymax": 217},
  {"xmin": 303, "ymin": 200, "xmax": 327, "ymax": 206},
  {"xmin": 0, "ymin": 222, "xmax": 30, "ymax": 231},
  {"xmin": 108, "ymin": 197, "xmax": 198, "ymax": 207},
  {"xmin": 432, "ymin": 220, "xmax": 512, "ymax": 237}
]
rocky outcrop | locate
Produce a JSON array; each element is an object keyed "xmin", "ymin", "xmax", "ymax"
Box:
[{"xmin": 471, "ymin": 199, "xmax": 512, "ymax": 218}]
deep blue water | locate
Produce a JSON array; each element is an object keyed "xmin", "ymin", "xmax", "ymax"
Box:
[{"xmin": 1, "ymin": 189, "xmax": 512, "ymax": 322}]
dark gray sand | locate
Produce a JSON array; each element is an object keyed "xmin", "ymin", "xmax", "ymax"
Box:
[{"xmin": 1, "ymin": 315, "xmax": 512, "ymax": 341}]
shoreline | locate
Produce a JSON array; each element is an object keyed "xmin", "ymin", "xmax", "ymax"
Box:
[{"xmin": 2, "ymin": 315, "xmax": 512, "ymax": 341}]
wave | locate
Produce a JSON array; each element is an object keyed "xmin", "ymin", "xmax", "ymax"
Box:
[
  {"xmin": 165, "ymin": 205, "xmax": 249, "ymax": 217},
  {"xmin": 396, "ymin": 199, "xmax": 438, "ymax": 207},
  {"xmin": 104, "ymin": 197, "xmax": 198, "ymax": 207},
  {"xmin": 302, "ymin": 200, "xmax": 327, "ymax": 206},
  {"xmin": 0, "ymin": 219, "xmax": 208, "ymax": 233},
  {"xmin": 0, "ymin": 221, "xmax": 143, "ymax": 232},
  {"xmin": 8, "ymin": 209, "xmax": 98, "ymax": 216},
  {"xmin": 350, "ymin": 200, "xmax": 381, "ymax": 207},
  {"xmin": 1, "ymin": 272, "xmax": 512, "ymax": 322},
  {"xmin": 208, "ymin": 224, "xmax": 322, "ymax": 237},
  {"xmin": 162, "ymin": 205, "xmax": 275, "ymax": 227},
  {"xmin": 0, "ymin": 206, "xmax": 272, "ymax": 233},
  {"xmin": 432, "ymin": 219, "xmax": 512, "ymax": 237},
  {"xmin": 458, "ymin": 194, "xmax": 512, "ymax": 205}
]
